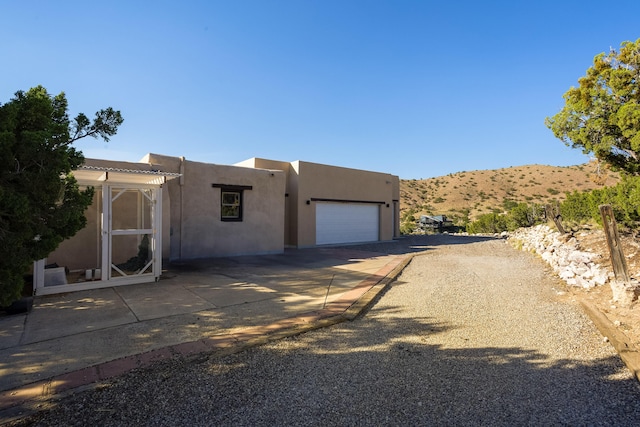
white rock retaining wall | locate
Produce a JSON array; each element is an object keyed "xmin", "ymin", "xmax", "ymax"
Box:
[{"xmin": 508, "ymin": 225, "xmax": 610, "ymax": 289}]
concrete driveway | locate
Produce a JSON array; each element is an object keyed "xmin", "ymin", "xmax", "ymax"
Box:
[{"xmin": 0, "ymin": 245, "xmax": 409, "ymax": 417}]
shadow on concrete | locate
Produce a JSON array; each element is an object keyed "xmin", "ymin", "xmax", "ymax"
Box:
[{"xmin": 0, "ymin": 244, "xmax": 404, "ymax": 396}]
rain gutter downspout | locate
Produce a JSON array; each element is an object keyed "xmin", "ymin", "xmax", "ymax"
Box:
[{"xmin": 179, "ymin": 156, "xmax": 185, "ymax": 260}]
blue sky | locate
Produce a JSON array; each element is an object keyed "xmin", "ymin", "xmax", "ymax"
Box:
[{"xmin": 2, "ymin": 1, "xmax": 639, "ymax": 179}]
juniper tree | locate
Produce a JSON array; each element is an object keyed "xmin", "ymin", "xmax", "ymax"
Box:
[
  {"xmin": 546, "ymin": 39, "xmax": 640, "ymax": 175},
  {"xmin": 0, "ymin": 86, "xmax": 123, "ymax": 305}
]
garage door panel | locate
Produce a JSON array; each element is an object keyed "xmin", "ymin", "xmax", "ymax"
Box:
[{"xmin": 316, "ymin": 203, "xmax": 379, "ymax": 245}]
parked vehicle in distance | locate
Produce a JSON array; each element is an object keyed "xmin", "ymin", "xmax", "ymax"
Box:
[{"xmin": 418, "ymin": 215, "xmax": 453, "ymax": 232}]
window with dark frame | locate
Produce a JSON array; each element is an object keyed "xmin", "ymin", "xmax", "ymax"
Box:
[
  {"xmin": 212, "ymin": 183, "xmax": 252, "ymax": 222},
  {"xmin": 221, "ymin": 190, "xmax": 242, "ymax": 220}
]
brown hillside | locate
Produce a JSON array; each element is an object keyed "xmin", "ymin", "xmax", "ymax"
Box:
[{"xmin": 400, "ymin": 161, "xmax": 620, "ymax": 226}]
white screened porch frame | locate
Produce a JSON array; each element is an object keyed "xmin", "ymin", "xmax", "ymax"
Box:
[
  {"xmin": 106, "ymin": 186, "xmax": 159, "ymax": 282},
  {"xmin": 33, "ymin": 166, "xmax": 179, "ymax": 296}
]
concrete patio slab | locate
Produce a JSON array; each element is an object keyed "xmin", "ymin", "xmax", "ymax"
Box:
[
  {"xmin": 20, "ymin": 288, "xmax": 138, "ymax": 344},
  {"xmin": 116, "ymin": 281, "xmax": 213, "ymax": 321},
  {"xmin": 180, "ymin": 273, "xmax": 247, "ymax": 288},
  {"xmin": 0, "ymin": 244, "xmax": 413, "ymax": 423},
  {"xmin": 186, "ymin": 283, "xmax": 280, "ymax": 307},
  {"xmin": 0, "ymin": 314, "xmax": 26, "ymax": 350}
]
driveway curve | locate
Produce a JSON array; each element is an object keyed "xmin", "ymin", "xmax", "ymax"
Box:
[{"xmin": 15, "ymin": 235, "xmax": 640, "ymax": 426}]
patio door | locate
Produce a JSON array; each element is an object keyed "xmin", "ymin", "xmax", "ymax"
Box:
[{"xmin": 104, "ymin": 186, "xmax": 161, "ymax": 282}]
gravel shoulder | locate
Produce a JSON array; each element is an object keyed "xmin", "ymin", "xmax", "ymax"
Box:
[
  {"xmin": 10, "ymin": 236, "xmax": 640, "ymax": 426},
  {"xmin": 563, "ymin": 229, "xmax": 640, "ymax": 349}
]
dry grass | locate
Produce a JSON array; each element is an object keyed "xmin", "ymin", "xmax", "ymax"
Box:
[{"xmin": 400, "ymin": 160, "xmax": 620, "ymax": 224}]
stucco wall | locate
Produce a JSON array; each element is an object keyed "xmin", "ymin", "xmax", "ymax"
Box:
[
  {"xmin": 236, "ymin": 158, "xmax": 299, "ymax": 246},
  {"xmin": 147, "ymin": 154, "xmax": 286, "ymax": 259},
  {"xmin": 392, "ymin": 177, "xmax": 400, "ymax": 238},
  {"xmin": 237, "ymin": 158, "xmax": 399, "ymax": 248},
  {"xmin": 47, "ymin": 190, "xmax": 101, "ymax": 272},
  {"xmin": 51, "ymin": 153, "xmax": 396, "ymax": 272},
  {"xmin": 292, "ymin": 161, "xmax": 398, "ymax": 247},
  {"xmin": 50, "ymin": 154, "xmax": 286, "ymax": 275}
]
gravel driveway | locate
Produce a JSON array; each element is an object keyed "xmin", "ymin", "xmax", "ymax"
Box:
[{"xmin": 14, "ymin": 236, "xmax": 640, "ymax": 426}]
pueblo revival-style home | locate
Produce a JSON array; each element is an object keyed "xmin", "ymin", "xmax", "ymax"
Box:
[{"xmin": 33, "ymin": 153, "xmax": 400, "ymax": 296}]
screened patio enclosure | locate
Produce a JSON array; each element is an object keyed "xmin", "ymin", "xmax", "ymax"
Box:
[{"xmin": 33, "ymin": 166, "xmax": 179, "ymax": 296}]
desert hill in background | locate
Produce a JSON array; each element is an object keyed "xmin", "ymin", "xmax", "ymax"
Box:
[{"xmin": 399, "ymin": 161, "xmax": 620, "ymax": 227}]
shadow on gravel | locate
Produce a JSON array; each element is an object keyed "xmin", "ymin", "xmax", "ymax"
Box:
[
  {"xmin": 20, "ymin": 309, "xmax": 640, "ymax": 426},
  {"xmin": 198, "ymin": 315, "xmax": 640, "ymax": 426},
  {"xmin": 346, "ymin": 234, "xmax": 501, "ymax": 255}
]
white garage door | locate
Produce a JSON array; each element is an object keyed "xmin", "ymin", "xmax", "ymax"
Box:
[{"xmin": 316, "ymin": 202, "xmax": 379, "ymax": 245}]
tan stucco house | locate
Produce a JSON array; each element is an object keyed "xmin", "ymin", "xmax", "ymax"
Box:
[{"xmin": 33, "ymin": 153, "xmax": 399, "ymax": 296}]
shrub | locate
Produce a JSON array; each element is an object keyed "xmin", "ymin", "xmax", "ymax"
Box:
[
  {"xmin": 557, "ymin": 175, "xmax": 640, "ymax": 228},
  {"xmin": 507, "ymin": 203, "xmax": 545, "ymax": 231},
  {"xmin": 466, "ymin": 213, "xmax": 508, "ymax": 234},
  {"xmin": 559, "ymin": 190, "xmax": 592, "ymax": 223},
  {"xmin": 400, "ymin": 221, "xmax": 416, "ymax": 235},
  {"xmin": 502, "ymin": 199, "xmax": 518, "ymax": 211}
]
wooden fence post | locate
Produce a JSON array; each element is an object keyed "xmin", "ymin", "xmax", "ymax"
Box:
[
  {"xmin": 599, "ymin": 204, "xmax": 630, "ymax": 283},
  {"xmin": 545, "ymin": 204, "xmax": 566, "ymax": 234},
  {"xmin": 598, "ymin": 204, "xmax": 639, "ymax": 307}
]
